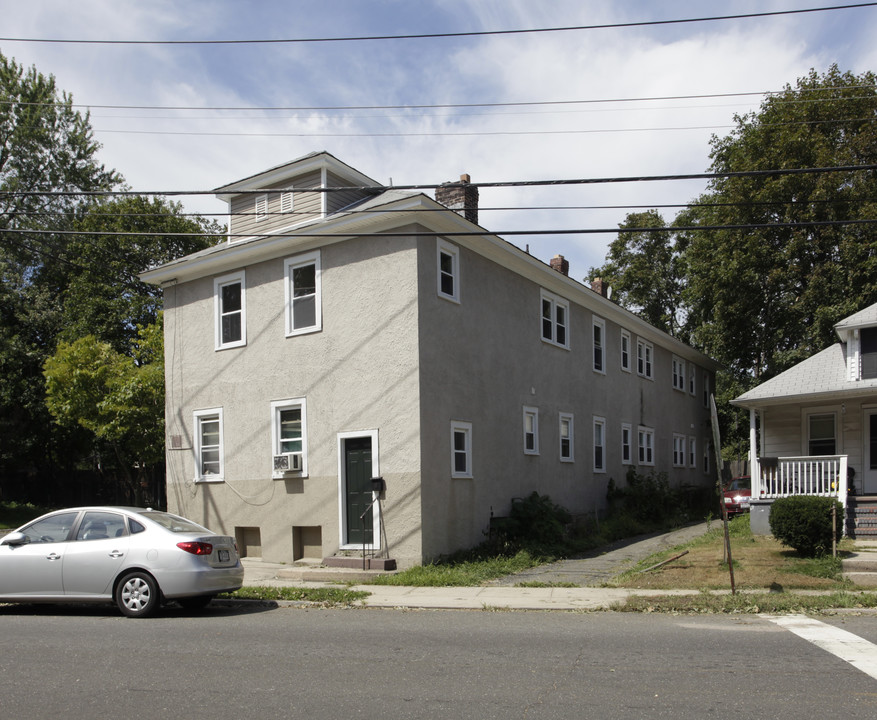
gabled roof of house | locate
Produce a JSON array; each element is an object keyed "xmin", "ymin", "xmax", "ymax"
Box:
[
  {"xmin": 834, "ymin": 301, "xmax": 877, "ymax": 333},
  {"xmin": 141, "ymin": 153, "xmax": 721, "ymax": 371}
]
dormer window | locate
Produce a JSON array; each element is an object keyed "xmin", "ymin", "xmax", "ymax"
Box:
[{"xmin": 862, "ymin": 327, "xmax": 877, "ymax": 379}]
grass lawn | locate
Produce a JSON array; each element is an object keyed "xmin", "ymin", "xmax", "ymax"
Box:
[{"xmin": 609, "ymin": 515, "xmax": 853, "ymax": 592}]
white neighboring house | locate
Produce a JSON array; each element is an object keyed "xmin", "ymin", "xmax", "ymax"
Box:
[
  {"xmin": 732, "ymin": 302, "xmax": 877, "ymax": 537},
  {"xmin": 142, "ymin": 151, "xmax": 720, "ymax": 568}
]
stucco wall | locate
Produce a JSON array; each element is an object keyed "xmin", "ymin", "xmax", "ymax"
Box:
[
  {"xmin": 415, "ymin": 237, "xmax": 714, "ymax": 561},
  {"xmin": 162, "ymin": 234, "xmax": 424, "ymax": 566}
]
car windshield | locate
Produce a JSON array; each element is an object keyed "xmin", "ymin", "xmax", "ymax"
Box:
[
  {"xmin": 136, "ymin": 511, "xmax": 209, "ymax": 534},
  {"xmin": 729, "ymin": 477, "xmax": 751, "ymax": 491}
]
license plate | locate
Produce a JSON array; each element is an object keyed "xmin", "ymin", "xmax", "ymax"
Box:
[
  {"xmin": 740, "ymin": 502, "xmax": 750, "ymax": 509},
  {"xmin": 218, "ymin": 549, "xmax": 230, "ymax": 562}
]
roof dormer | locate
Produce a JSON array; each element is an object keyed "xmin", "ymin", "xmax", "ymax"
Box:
[{"xmin": 214, "ymin": 151, "xmax": 382, "ymax": 243}]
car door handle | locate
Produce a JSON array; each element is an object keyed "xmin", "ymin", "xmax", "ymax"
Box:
[
  {"xmin": 108, "ymin": 551, "xmax": 125, "ymax": 558},
  {"xmin": 46, "ymin": 553, "xmax": 61, "ymax": 561}
]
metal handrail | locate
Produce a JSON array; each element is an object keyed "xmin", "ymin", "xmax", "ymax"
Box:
[{"xmin": 360, "ymin": 496, "xmax": 381, "ymax": 570}]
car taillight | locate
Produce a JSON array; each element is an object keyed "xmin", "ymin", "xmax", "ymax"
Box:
[{"xmin": 177, "ymin": 541, "xmax": 213, "ymax": 555}]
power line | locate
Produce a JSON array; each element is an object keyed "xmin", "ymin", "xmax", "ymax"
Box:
[
  {"xmin": 0, "ymin": 4, "xmax": 873, "ymax": 45},
  {"xmin": 90, "ymin": 115, "xmax": 877, "ymax": 140},
  {"xmin": 4, "ymin": 85, "xmax": 874, "ymax": 114},
  {"xmin": 6, "ymin": 217, "xmax": 877, "ymax": 242},
  {"xmin": 3, "ymin": 164, "xmax": 873, "ymax": 199}
]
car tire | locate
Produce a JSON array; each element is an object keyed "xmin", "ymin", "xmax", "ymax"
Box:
[
  {"xmin": 116, "ymin": 571, "xmax": 161, "ymax": 618},
  {"xmin": 177, "ymin": 595, "xmax": 214, "ymax": 611}
]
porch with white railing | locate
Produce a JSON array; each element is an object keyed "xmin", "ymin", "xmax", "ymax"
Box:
[{"xmin": 755, "ymin": 455, "xmax": 848, "ymax": 511}]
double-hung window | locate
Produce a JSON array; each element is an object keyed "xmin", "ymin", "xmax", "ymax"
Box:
[
  {"xmin": 807, "ymin": 413, "xmax": 837, "ymax": 456},
  {"xmin": 621, "ymin": 423, "xmax": 632, "ymax": 464},
  {"xmin": 620, "ymin": 330, "xmax": 631, "ymax": 372},
  {"xmin": 559, "ymin": 413, "xmax": 574, "ymax": 462},
  {"xmin": 638, "ymin": 426, "xmax": 654, "ymax": 465},
  {"xmin": 214, "ymin": 271, "xmax": 246, "ymax": 350},
  {"xmin": 637, "ymin": 339, "xmax": 653, "ymax": 379},
  {"xmin": 593, "ymin": 417, "xmax": 606, "ymax": 472},
  {"xmin": 523, "ymin": 407, "xmax": 539, "ymax": 455},
  {"xmin": 194, "ymin": 409, "xmax": 224, "ymax": 482},
  {"xmin": 689, "ymin": 436, "xmax": 697, "ymax": 468},
  {"xmin": 437, "ymin": 239, "xmax": 460, "ymax": 303},
  {"xmin": 672, "ymin": 356, "xmax": 686, "ymax": 391},
  {"xmin": 593, "ymin": 317, "xmax": 606, "ymax": 373},
  {"xmin": 451, "ymin": 421, "xmax": 473, "ymax": 478},
  {"xmin": 540, "ymin": 290, "xmax": 569, "ymax": 349},
  {"xmin": 673, "ymin": 434, "xmax": 686, "ymax": 467},
  {"xmin": 272, "ymin": 398, "xmax": 307, "ymax": 476},
  {"xmin": 688, "ymin": 364, "xmax": 697, "ymax": 396},
  {"xmin": 285, "ymin": 251, "xmax": 322, "ymax": 336}
]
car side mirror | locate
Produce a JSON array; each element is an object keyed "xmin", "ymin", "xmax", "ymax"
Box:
[{"xmin": 1, "ymin": 532, "xmax": 28, "ymax": 547}]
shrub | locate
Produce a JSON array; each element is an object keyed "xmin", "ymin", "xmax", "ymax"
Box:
[
  {"xmin": 505, "ymin": 491, "xmax": 572, "ymax": 547},
  {"xmin": 769, "ymin": 495, "xmax": 844, "ymax": 557}
]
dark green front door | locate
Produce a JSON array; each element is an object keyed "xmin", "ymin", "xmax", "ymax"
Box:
[{"xmin": 345, "ymin": 437, "xmax": 374, "ymax": 545}]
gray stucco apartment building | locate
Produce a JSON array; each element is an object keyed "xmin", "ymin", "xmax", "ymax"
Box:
[{"xmin": 142, "ymin": 152, "xmax": 719, "ymax": 568}]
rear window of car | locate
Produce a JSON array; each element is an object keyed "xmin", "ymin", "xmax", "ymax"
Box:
[{"xmin": 136, "ymin": 511, "xmax": 209, "ymax": 533}]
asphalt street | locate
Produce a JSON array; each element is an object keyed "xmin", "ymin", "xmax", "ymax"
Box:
[{"xmin": 2, "ymin": 604, "xmax": 876, "ymax": 719}]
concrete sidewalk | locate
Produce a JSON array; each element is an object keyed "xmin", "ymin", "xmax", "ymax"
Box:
[{"xmin": 239, "ymin": 522, "xmax": 718, "ymax": 611}]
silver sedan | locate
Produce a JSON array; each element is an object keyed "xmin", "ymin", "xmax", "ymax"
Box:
[{"xmin": 0, "ymin": 506, "xmax": 244, "ymax": 617}]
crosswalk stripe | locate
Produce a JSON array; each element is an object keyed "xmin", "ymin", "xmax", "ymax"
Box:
[{"xmin": 761, "ymin": 614, "xmax": 877, "ymax": 681}]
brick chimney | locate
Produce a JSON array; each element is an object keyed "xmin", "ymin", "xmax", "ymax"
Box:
[
  {"xmin": 590, "ymin": 277, "xmax": 609, "ymax": 297},
  {"xmin": 550, "ymin": 254, "xmax": 569, "ymax": 276},
  {"xmin": 435, "ymin": 174, "xmax": 479, "ymax": 225}
]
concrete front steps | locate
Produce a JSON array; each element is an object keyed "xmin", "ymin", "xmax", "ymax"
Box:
[{"xmin": 842, "ymin": 540, "xmax": 877, "ymax": 588}]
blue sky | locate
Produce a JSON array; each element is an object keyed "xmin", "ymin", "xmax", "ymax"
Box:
[{"xmin": 3, "ymin": 1, "xmax": 876, "ymax": 278}]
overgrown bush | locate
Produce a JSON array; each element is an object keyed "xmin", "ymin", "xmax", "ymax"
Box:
[
  {"xmin": 769, "ymin": 495, "xmax": 843, "ymax": 557},
  {"xmin": 606, "ymin": 468, "xmax": 712, "ymax": 529},
  {"xmin": 490, "ymin": 491, "xmax": 572, "ymax": 552}
]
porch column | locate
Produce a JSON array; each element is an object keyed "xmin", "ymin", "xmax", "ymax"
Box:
[{"xmin": 749, "ymin": 408, "xmax": 759, "ymax": 494}]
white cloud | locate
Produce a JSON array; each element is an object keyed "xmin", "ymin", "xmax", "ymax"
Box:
[{"xmin": 2, "ymin": 0, "xmax": 875, "ymax": 277}]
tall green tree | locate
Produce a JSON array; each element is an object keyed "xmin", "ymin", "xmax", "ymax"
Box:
[
  {"xmin": 684, "ymin": 66, "xmax": 877, "ymax": 383},
  {"xmin": 1, "ymin": 51, "xmax": 121, "ymax": 490},
  {"xmin": 588, "ymin": 210, "xmax": 686, "ymax": 337},
  {"xmin": 44, "ymin": 317, "xmax": 166, "ymax": 505}
]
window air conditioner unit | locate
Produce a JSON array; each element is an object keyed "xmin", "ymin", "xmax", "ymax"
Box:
[{"xmin": 273, "ymin": 453, "xmax": 302, "ymax": 474}]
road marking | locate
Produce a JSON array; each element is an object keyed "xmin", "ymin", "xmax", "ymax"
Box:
[{"xmin": 761, "ymin": 614, "xmax": 877, "ymax": 681}]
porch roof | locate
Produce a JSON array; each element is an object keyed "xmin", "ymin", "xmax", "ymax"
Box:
[{"xmin": 731, "ymin": 342, "xmax": 877, "ymax": 409}]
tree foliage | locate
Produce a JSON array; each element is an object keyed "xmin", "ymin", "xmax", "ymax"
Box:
[
  {"xmin": 0, "ymin": 51, "xmax": 221, "ymax": 503},
  {"xmin": 684, "ymin": 66, "xmax": 877, "ymax": 383},
  {"xmin": 589, "ymin": 66, "xmax": 877, "ymax": 459}
]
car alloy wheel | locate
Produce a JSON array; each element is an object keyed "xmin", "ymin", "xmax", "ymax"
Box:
[{"xmin": 116, "ymin": 571, "xmax": 160, "ymax": 618}]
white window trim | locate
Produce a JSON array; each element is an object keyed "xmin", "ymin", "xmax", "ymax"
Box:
[
  {"xmin": 523, "ymin": 406, "xmax": 540, "ymax": 455},
  {"xmin": 193, "ymin": 408, "xmax": 224, "ymax": 483},
  {"xmin": 559, "ymin": 413, "xmax": 574, "ymax": 463},
  {"xmin": 214, "ymin": 270, "xmax": 246, "ymax": 350},
  {"xmin": 593, "ymin": 416, "xmax": 606, "ymax": 473},
  {"xmin": 337, "ymin": 429, "xmax": 381, "ymax": 551},
  {"xmin": 672, "ymin": 355, "xmax": 686, "ymax": 392},
  {"xmin": 540, "ymin": 290, "xmax": 570, "ymax": 350},
  {"xmin": 437, "ymin": 239, "xmax": 461, "ymax": 304},
  {"xmin": 802, "ymin": 406, "xmax": 841, "ymax": 456},
  {"xmin": 673, "ymin": 433, "xmax": 686, "ymax": 467},
  {"xmin": 284, "ymin": 250, "xmax": 322, "ymax": 337},
  {"xmin": 637, "ymin": 339, "xmax": 653, "ymax": 379},
  {"xmin": 638, "ymin": 426, "xmax": 655, "ymax": 466},
  {"xmin": 271, "ymin": 398, "xmax": 308, "ymax": 478},
  {"xmin": 688, "ymin": 363, "xmax": 697, "ymax": 396},
  {"xmin": 689, "ymin": 436, "xmax": 697, "ymax": 468},
  {"xmin": 620, "ymin": 330, "xmax": 631, "ymax": 373},
  {"xmin": 703, "ymin": 441, "xmax": 711, "ymax": 474},
  {"xmin": 621, "ymin": 423, "xmax": 633, "ymax": 465},
  {"xmin": 703, "ymin": 372, "xmax": 710, "ymax": 408},
  {"xmin": 593, "ymin": 317, "xmax": 606, "ymax": 374},
  {"xmin": 451, "ymin": 421, "xmax": 473, "ymax": 478}
]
